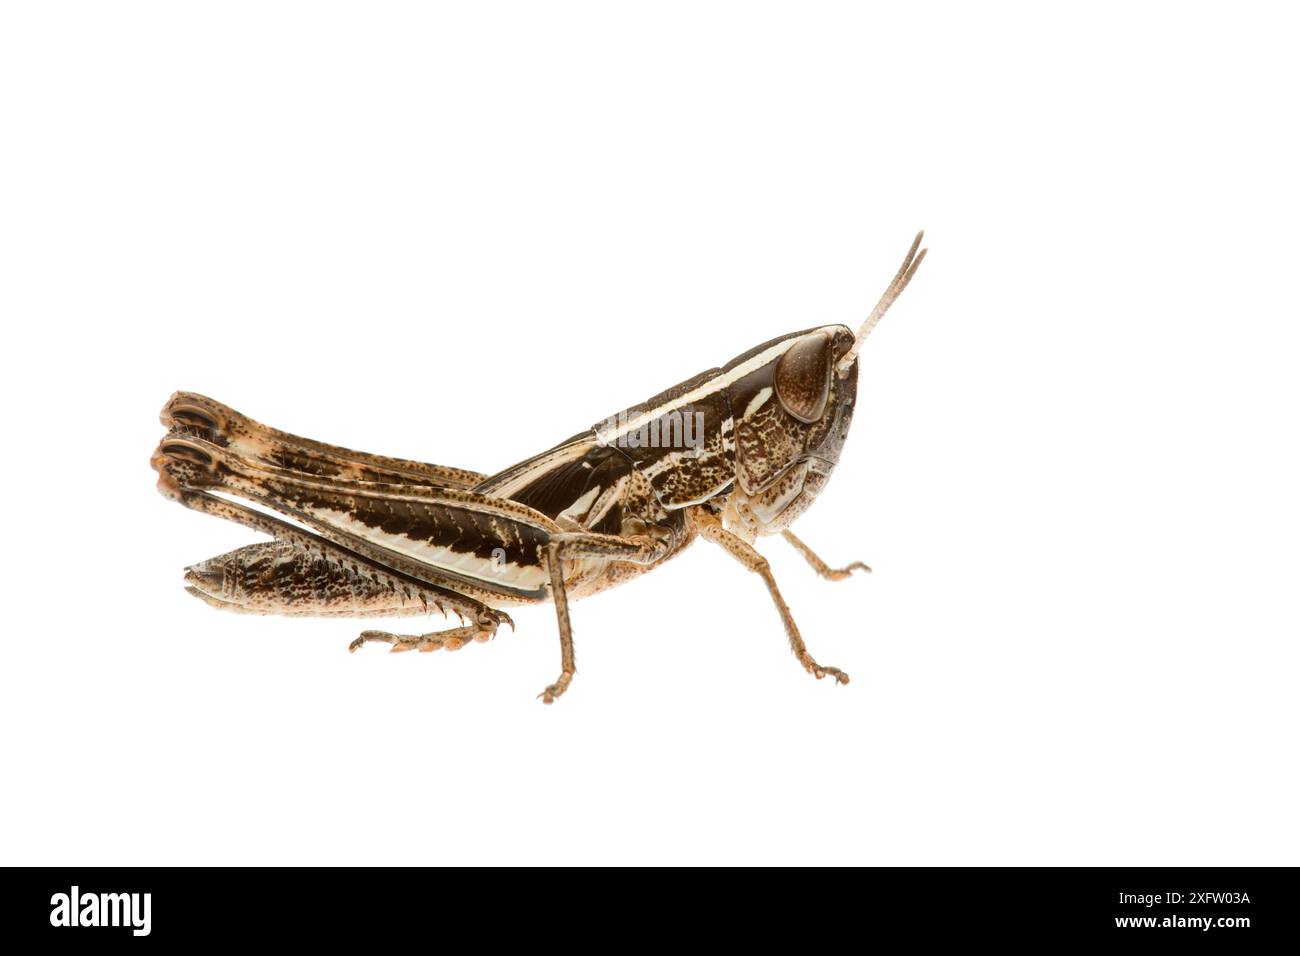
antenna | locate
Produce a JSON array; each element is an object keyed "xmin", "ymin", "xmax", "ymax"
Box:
[{"xmin": 837, "ymin": 230, "xmax": 927, "ymax": 373}]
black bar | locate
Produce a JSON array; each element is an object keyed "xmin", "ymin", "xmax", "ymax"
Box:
[{"xmin": 4, "ymin": 866, "xmax": 1295, "ymax": 945}]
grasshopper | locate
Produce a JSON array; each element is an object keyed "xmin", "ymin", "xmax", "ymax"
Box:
[{"xmin": 151, "ymin": 232, "xmax": 927, "ymax": 702}]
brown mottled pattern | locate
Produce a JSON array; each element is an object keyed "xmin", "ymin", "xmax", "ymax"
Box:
[
  {"xmin": 592, "ymin": 371, "xmax": 736, "ymax": 508},
  {"xmin": 185, "ymin": 541, "xmax": 426, "ymax": 617},
  {"xmin": 733, "ymin": 400, "xmax": 807, "ymax": 496}
]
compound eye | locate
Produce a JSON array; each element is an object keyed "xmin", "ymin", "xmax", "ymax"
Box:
[{"xmin": 774, "ymin": 332, "xmax": 833, "ymax": 423}]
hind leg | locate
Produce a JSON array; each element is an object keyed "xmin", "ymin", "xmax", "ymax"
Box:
[
  {"xmin": 349, "ymin": 617, "xmax": 498, "ymax": 654},
  {"xmin": 185, "ymin": 540, "xmax": 433, "ymax": 618},
  {"xmin": 185, "ymin": 538, "xmax": 502, "ymax": 652},
  {"xmin": 160, "ymin": 391, "xmax": 488, "ymax": 488}
]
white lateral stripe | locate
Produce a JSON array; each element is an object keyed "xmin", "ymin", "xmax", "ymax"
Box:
[
  {"xmin": 601, "ymin": 337, "xmax": 803, "ymax": 441},
  {"xmin": 743, "ymin": 387, "xmax": 772, "ymax": 419},
  {"xmin": 559, "ymin": 485, "xmax": 600, "ymax": 521},
  {"xmin": 599, "ymin": 325, "xmax": 845, "ymax": 441}
]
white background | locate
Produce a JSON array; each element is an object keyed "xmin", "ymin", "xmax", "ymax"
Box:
[{"xmin": 2, "ymin": 3, "xmax": 1297, "ymax": 866}]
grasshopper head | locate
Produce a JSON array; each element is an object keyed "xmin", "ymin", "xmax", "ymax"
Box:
[
  {"xmin": 722, "ymin": 232, "xmax": 925, "ymax": 534},
  {"xmin": 722, "ymin": 324, "xmax": 858, "ymax": 532}
]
